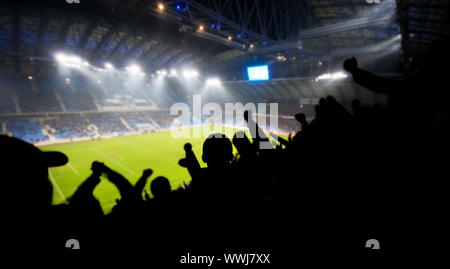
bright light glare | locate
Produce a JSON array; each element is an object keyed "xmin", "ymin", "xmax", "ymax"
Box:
[
  {"xmin": 206, "ymin": 77, "xmax": 221, "ymax": 86},
  {"xmin": 127, "ymin": 64, "xmax": 141, "ymax": 73},
  {"xmin": 70, "ymin": 56, "xmax": 81, "ymax": 63},
  {"xmin": 316, "ymin": 72, "xmax": 348, "ymax": 81},
  {"xmin": 170, "ymin": 69, "xmax": 177, "ymax": 76},
  {"xmin": 158, "ymin": 3, "xmax": 164, "ymax": 11},
  {"xmin": 182, "ymin": 69, "xmax": 199, "ymax": 78},
  {"xmin": 54, "ymin": 53, "xmax": 84, "ymax": 68},
  {"xmin": 105, "ymin": 62, "xmax": 113, "ymax": 69},
  {"xmin": 55, "ymin": 53, "xmax": 66, "ymax": 62}
]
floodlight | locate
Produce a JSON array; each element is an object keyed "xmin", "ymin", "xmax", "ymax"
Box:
[
  {"xmin": 331, "ymin": 72, "xmax": 348, "ymax": 79},
  {"xmin": 316, "ymin": 72, "xmax": 348, "ymax": 81},
  {"xmin": 105, "ymin": 62, "xmax": 113, "ymax": 69},
  {"xmin": 55, "ymin": 53, "xmax": 66, "ymax": 63},
  {"xmin": 127, "ymin": 64, "xmax": 141, "ymax": 73},
  {"xmin": 206, "ymin": 77, "xmax": 221, "ymax": 86},
  {"xmin": 182, "ymin": 69, "xmax": 199, "ymax": 78}
]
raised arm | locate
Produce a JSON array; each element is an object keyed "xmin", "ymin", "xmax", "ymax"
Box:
[
  {"xmin": 244, "ymin": 110, "xmax": 273, "ymax": 150},
  {"xmin": 69, "ymin": 161, "xmax": 104, "ymax": 217},
  {"xmin": 343, "ymin": 57, "xmax": 402, "ymax": 96},
  {"xmin": 134, "ymin": 168, "xmax": 153, "ymax": 198},
  {"xmin": 101, "ymin": 163, "xmax": 134, "ymax": 200},
  {"xmin": 178, "ymin": 143, "xmax": 201, "ymax": 179}
]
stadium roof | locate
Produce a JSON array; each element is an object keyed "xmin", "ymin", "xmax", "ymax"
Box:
[{"xmin": 0, "ymin": 0, "xmax": 448, "ymax": 76}]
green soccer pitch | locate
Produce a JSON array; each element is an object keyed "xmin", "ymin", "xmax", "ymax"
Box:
[{"xmin": 39, "ymin": 126, "xmax": 246, "ymax": 214}]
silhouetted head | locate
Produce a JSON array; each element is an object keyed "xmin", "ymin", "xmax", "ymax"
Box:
[
  {"xmin": 232, "ymin": 131, "xmax": 253, "ymax": 157},
  {"xmin": 243, "ymin": 110, "xmax": 249, "ymax": 122},
  {"xmin": 151, "ymin": 176, "xmax": 171, "ymax": 199},
  {"xmin": 0, "ymin": 135, "xmax": 68, "ymax": 213},
  {"xmin": 202, "ymin": 133, "xmax": 233, "ymax": 168}
]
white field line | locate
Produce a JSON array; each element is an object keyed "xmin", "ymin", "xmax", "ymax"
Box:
[
  {"xmin": 67, "ymin": 162, "xmax": 79, "ymax": 175},
  {"xmin": 90, "ymin": 147, "xmax": 135, "ymax": 175},
  {"xmin": 48, "ymin": 170, "xmax": 67, "ymax": 202}
]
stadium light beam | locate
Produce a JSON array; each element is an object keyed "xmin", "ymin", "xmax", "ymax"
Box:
[
  {"xmin": 182, "ymin": 69, "xmax": 199, "ymax": 78},
  {"xmin": 105, "ymin": 62, "xmax": 113, "ymax": 69},
  {"xmin": 127, "ymin": 64, "xmax": 142, "ymax": 74},
  {"xmin": 70, "ymin": 56, "xmax": 81, "ymax": 63},
  {"xmin": 55, "ymin": 53, "xmax": 66, "ymax": 63},
  {"xmin": 315, "ymin": 72, "xmax": 348, "ymax": 81},
  {"xmin": 206, "ymin": 77, "xmax": 221, "ymax": 86}
]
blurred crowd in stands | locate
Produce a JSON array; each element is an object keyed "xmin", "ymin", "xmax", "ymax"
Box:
[
  {"xmin": 1, "ymin": 110, "xmax": 300, "ymax": 144},
  {"xmin": 0, "ymin": 111, "xmax": 181, "ymax": 143}
]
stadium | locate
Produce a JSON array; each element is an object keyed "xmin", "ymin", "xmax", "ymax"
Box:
[{"xmin": 1, "ymin": 0, "xmax": 449, "ymax": 264}]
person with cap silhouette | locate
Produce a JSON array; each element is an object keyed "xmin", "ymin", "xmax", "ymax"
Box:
[{"xmin": 0, "ymin": 135, "xmax": 68, "ymax": 254}]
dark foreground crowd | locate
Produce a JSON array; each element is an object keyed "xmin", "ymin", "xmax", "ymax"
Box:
[{"xmin": 2, "ymin": 38, "xmax": 450, "ymax": 265}]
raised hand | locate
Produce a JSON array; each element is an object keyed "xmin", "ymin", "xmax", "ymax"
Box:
[
  {"xmin": 343, "ymin": 57, "xmax": 358, "ymax": 73},
  {"xmin": 243, "ymin": 110, "xmax": 249, "ymax": 122},
  {"xmin": 178, "ymin": 143, "xmax": 201, "ymax": 179},
  {"xmin": 142, "ymin": 168, "xmax": 153, "ymax": 178},
  {"xmin": 91, "ymin": 161, "xmax": 106, "ymax": 177},
  {"xmin": 134, "ymin": 168, "xmax": 153, "ymax": 198}
]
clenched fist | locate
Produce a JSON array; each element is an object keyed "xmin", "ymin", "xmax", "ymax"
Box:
[{"xmin": 343, "ymin": 57, "xmax": 358, "ymax": 73}]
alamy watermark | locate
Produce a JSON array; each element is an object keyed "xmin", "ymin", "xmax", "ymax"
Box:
[{"xmin": 169, "ymin": 95, "xmax": 279, "ymax": 149}]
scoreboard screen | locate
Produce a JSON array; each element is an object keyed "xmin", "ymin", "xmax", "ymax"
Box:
[{"xmin": 247, "ymin": 65, "xmax": 269, "ymax": 81}]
